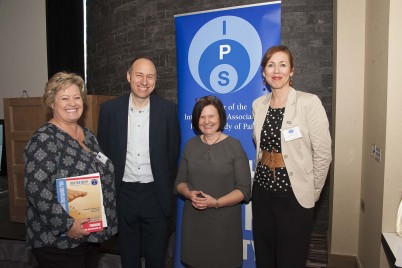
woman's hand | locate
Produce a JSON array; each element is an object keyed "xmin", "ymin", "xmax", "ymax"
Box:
[
  {"xmin": 66, "ymin": 218, "xmax": 91, "ymax": 240},
  {"xmin": 176, "ymin": 183, "xmax": 216, "ymax": 210},
  {"xmin": 189, "ymin": 191, "xmax": 215, "ymax": 210}
]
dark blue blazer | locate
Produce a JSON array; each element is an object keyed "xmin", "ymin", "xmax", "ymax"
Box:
[{"xmin": 97, "ymin": 93, "xmax": 180, "ymax": 217}]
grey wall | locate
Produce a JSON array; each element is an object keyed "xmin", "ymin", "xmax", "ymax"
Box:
[
  {"xmin": 0, "ymin": 0, "xmax": 48, "ymax": 119},
  {"xmin": 87, "ymin": 0, "xmax": 332, "ymax": 104},
  {"xmin": 86, "ymin": 0, "xmax": 333, "ymax": 233}
]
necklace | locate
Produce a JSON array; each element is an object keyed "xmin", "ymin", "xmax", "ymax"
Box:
[
  {"xmin": 202, "ymin": 132, "xmax": 222, "ymax": 145},
  {"xmin": 202, "ymin": 132, "xmax": 222, "ymax": 159}
]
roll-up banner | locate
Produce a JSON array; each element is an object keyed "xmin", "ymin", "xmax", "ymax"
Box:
[{"xmin": 174, "ymin": 2, "xmax": 281, "ymax": 267}]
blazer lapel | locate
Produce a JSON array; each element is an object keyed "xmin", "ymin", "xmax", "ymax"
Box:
[
  {"xmin": 282, "ymin": 87, "xmax": 297, "ymax": 128},
  {"xmin": 254, "ymin": 88, "xmax": 297, "ymax": 150},
  {"xmin": 118, "ymin": 95, "xmax": 130, "ymax": 154},
  {"xmin": 149, "ymin": 94, "xmax": 160, "ymax": 154},
  {"xmin": 254, "ymin": 94, "xmax": 271, "ymax": 148}
]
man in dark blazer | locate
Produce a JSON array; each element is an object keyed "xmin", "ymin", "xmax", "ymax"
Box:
[{"xmin": 97, "ymin": 57, "xmax": 180, "ymax": 268}]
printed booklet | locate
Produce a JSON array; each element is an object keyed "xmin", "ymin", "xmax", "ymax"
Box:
[{"xmin": 56, "ymin": 172, "xmax": 106, "ymax": 232}]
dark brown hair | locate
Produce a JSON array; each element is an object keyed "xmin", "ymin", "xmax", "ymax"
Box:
[{"xmin": 191, "ymin": 96, "xmax": 226, "ymax": 133}]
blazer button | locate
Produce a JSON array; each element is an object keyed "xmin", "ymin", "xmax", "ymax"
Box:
[
  {"xmin": 283, "ymin": 154, "xmax": 288, "ymax": 159},
  {"xmin": 289, "ymin": 172, "xmax": 293, "ymax": 176}
]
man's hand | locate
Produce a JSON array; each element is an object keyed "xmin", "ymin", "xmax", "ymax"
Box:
[{"xmin": 67, "ymin": 189, "xmax": 88, "ymax": 202}]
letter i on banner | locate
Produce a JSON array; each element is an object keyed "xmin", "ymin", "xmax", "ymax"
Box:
[{"xmin": 174, "ymin": 2, "xmax": 281, "ymax": 267}]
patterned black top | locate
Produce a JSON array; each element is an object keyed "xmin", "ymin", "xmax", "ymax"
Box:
[
  {"xmin": 23, "ymin": 123, "xmax": 118, "ymax": 249},
  {"xmin": 254, "ymin": 107, "xmax": 292, "ymax": 192}
]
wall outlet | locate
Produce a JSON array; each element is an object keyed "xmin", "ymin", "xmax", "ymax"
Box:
[{"xmin": 374, "ymin": 146, "xmax": 381, "ymax": 162}]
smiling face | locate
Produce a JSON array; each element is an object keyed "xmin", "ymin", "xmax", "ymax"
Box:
[
  {"xmin": 127, "ymin": 58, "xmax": 156, "ymax": 101},
  {"xmin": 263, "ymin": 51, "xmax": 294, "ymax": 90},
  {"xmin": 51, "ymin": 85, "xmax": 83, "ymax": 124},
  {"xmin": 198, "ymin": 104, "xmax": 221, "ymax": 137}
]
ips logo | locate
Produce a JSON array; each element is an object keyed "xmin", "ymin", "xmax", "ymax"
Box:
[{"xmin": 188, "ymin": 16, "xmax": 262, "ymax": 94}]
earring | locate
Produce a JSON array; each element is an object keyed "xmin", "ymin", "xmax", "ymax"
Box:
[
  {"xmin": 289, "ymin": 76, "xmax": 293, "ymax": 86},
  {"xmin": 262, "ymin": 77, "xmax": 267, "ymax": 91}
]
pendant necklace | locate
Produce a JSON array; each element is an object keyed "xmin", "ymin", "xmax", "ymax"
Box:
[{"xmin": 202, "ymin": 132, "xmax": 222, "ymax": 157}]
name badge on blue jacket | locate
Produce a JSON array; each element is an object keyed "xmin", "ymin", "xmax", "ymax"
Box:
[{"xmin": 283, "ymin": 126, "xmax": 302, "ymax": 142}]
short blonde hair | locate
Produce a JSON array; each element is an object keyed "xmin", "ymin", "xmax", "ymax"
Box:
[{"xmin": 44, "ymin": 72, "xmax": 86, "ymax": 108}]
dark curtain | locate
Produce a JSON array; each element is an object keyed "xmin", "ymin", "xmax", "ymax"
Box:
[{"xmin": 46, "ymin": 0, "xmax": 85, "ymax": 80}]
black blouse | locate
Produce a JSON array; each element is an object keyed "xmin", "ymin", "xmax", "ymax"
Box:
[
  {"xmin": 24, "ymin": 123, "xmax": 118, "ymax": 249},
  {"xmin": 254, "ymin": 107, "xmax": 292, "ymax": 192}
]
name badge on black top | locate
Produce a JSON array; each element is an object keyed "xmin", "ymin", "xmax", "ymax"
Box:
[{"xmin": 95, "ymin": 152, "xmax": 108, "ymax": 165}]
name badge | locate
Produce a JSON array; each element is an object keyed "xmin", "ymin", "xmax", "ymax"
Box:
[
  {"xmin": 95, "ymin": 152, "xmax": 108, "ymax": 165},
  {"xmin": 283, "ymin": 126, "xmax": 302, "ymax": 142}
]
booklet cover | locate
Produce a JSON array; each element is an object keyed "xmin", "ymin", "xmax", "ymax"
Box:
[{"xmin": 56, "ymin": 173, "xmax": 105, "ymax": 232}]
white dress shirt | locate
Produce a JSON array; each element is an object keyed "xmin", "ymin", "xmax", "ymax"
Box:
[{"xmin": 122, "ymin": 93, "xmax": 154, "ymax": 183}]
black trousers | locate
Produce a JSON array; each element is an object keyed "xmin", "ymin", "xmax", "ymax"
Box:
[
  {"xmin": 252, "ymin": 182, "xmax": 313, "ymax": 268},
  {"xmin": 117, "ymin": 182, "xmax": 169, "ymax": 268},
  {"xmin": 32, "ymin": 242, "xmax": 100, "ymax": 268}
]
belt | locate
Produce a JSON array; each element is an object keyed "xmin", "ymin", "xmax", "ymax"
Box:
[
  {"xmin": 260, "ymin": 149, "xmax": 286, "ymax": 182},
  {"xmin": 121, "ymin": 181, "xmax": 154, "ymax": 185}
]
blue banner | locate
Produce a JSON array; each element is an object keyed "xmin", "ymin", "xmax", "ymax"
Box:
[{"xmin": 174, "ymin": 2, "xmax": 281, "ymax": 267}]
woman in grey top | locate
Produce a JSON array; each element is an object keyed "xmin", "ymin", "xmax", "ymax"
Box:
[{"xmin": 175, "ymin": 96, "xmax": 251, "ymax": 268}]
